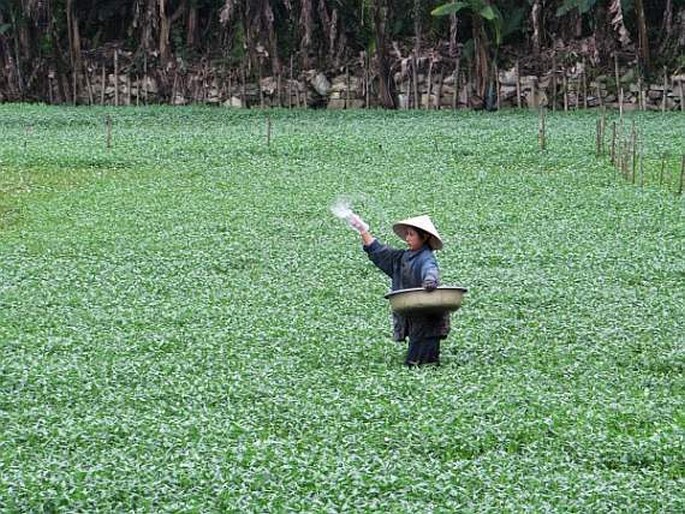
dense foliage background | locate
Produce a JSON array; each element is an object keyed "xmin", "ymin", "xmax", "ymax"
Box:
[{"xmin": 1, "ymin": 1, "xmax": 683, "ymax": 105}]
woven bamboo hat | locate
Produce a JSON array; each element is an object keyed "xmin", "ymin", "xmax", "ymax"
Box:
[{"xmin": 393, "ymin": 214, "xmax": 444, "ymax": 250}]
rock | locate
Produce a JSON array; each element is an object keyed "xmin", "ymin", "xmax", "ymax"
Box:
[
  {"xmin": 222, "ymin": 96, "xmax": 243, "ymax": 108},
  {"xmin": 260, "ymin": 76, "xmax": 278, "ymax": 95},
  {"xmin": 309, "ymin": 72, "xmax": 331, "ymax": 96}
]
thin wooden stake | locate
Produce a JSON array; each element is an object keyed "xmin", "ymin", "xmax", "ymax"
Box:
[
  {"xmin": 289, "ymin": 56, "xmax": 293, "ymax": 109},
  {"xmin": 100, "ymin": 65, "xmax": 106, "ymax": 105},
  {"xmin": 515, "ymin": 59, "xmax": 521, "ymax": 109},
  {"xmin": 611, "ymin": 121, "xmax": 617, "ymax": 165},
  {"xmin": 365, "ymin": 53, "xmax": 370, "ymax": 108},
  {"xmin": 126, "ymin": 74, "xmax": 131, "ymax": 105},
  {"xmin": 538, "ymin": 108, "xmax": 546, "ymax": 150},
  {"xmin": 582, "ymin": 58, "xmax": 587, "ymax": 109},
  {"xmin": 85, "ymin": 66, "xmax": 94, "ymax": 105},
  {"xmin": 631, "ymin": 121, "xmax": 637, "ymax": 184},
  {"xmin": 113, "ymin": 49, "xmax": 119, "ymax": 107},
  {"xmin": 105, "ymin": 115, "xmax": 112, "ymax": 149},
  {"xmin": 143, "ymin": 53, "xmax": 148, "ymax": 105},
  {"xmin": 412, "ymin": 53, "xmax": 419, "ymax": 110},
  {"xmin": 266, "ymin": 115, "xmax": 272, "ymax": 146},
  {"xmin": 495, "ymin": 63, "xmax": 500, "ymax": 111},
  {"xmin": 345, "ymin": 66, "xmax": 350, "ymax": 109},
  {"xmin": 679, "ymin": 154, "xmax": 685, "ymax": 195},
  {"xmin": 453, "ymin": 57, "xmax": 460, "ymax": 110},
  {"xmin": 662, "ymin": 66, "xmax": 668, "ymax": 113},
  {"xmin": 619, "ymin": 87, "xmax": 624, "ymax": 121},
  {"xmin": 552, "ymin": 54, "xmax": 557, "ymax": 112},
  {"xmin": 426, "ymin": 58, "xmax": 433, "ymax": 110},
  {"xmin": 639, "ymin": 149, "xmax": 644, "ymax": 187},
  {"xmin": 241, "ymin": 66, "xmax": 246, "ymax": 108},
  {"xmin": 437, "ymin": 70, "xmax": 444, "ymax": 110},
  {"xmin": 659, "ymin": 153, "xmax": 666, "ymax": 186},
  {"xmin": 613, "ymin": 53, "xmax": 620, "ymax": 99},
  {"xmin": 680, "ymin": 79, "xmax": 684, "ymax": 112},
  {"xmin": 596, "ymin": 118, "xmax": 601, "ymax": 156}
]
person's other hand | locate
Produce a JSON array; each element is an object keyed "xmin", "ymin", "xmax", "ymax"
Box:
[{"xmin": 422, "ymin": 279, "xmax": 438, "ymax": 291}]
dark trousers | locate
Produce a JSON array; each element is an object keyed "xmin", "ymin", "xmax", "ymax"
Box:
[{"xmin": 405, "ymin": 336, "xmax": 440, "ymax": 366}]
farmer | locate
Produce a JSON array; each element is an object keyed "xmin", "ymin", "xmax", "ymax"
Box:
[{"xmin": 348, "ymin": 213, "xmax": 450, "ymax": 367}]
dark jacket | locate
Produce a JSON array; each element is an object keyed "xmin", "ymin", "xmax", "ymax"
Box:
[{"xmin": 363, "ymin": 239, "xmax": 450, "ymax": 341}]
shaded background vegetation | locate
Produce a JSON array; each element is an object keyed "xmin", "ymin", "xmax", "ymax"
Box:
[{"xmin": 0, "ymin": 1, "xmax": 683, "ymax": 105}]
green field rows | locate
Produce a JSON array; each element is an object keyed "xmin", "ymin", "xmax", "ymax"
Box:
[{"xmin": 1, "ymin": 105, "xmax": 684, "ymax": 512}]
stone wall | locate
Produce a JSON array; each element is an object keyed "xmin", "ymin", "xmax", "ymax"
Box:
[{"xmin": 74, "ymin": 59, "xmax": 685, "ymax": 112}]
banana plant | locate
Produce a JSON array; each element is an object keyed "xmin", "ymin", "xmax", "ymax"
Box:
[{"xmin": 431, "ymin": 1, "xmax": 504, "ymax": 107}]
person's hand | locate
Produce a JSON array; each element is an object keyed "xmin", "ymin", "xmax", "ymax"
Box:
[
  {"xmin": 422, "ymin": 279, "xmax": 438, "ymax": 291},
  {"xmin": 347, "ymin": 213, "xmax": 369, "ymax": 233}
]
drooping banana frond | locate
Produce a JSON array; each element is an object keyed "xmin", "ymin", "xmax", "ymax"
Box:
[{"xmin": 609, "ymin": 0, "xmax": 631, "ymax": 46}]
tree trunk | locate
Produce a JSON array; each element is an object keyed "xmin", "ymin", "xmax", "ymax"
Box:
[
  {"xmin": 634, "ymin": 0, "xmax": 650, "ymax": 70},
  {"xmin": 187, "ymin": 4, "xmax": 198, "ymax": 49},
  {"xmin": 159, "ymin": 0, "xmax": 170, "ymax": 63},
  {"xmin": 373, "ymin": 0, "xmax": 396, "ymax": 108},
  {"xmin": 531, "ymin": 0, "xmax": 541, "ymax": 55}
]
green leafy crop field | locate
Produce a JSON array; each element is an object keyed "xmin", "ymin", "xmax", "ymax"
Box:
[{"xmin": 1, "ymin": 105, "xmax": 683, "ymax": 512}]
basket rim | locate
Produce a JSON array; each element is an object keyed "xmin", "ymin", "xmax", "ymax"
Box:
[{"xmin": 384, "ymin": 285, "xmax": 468, "ymax": 299}]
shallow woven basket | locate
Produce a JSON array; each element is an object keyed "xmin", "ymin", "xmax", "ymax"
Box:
[{"xmin": 384, "ymin": 286, "xmax": 468, "ymax": 315}]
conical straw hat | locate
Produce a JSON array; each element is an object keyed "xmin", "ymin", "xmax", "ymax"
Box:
[{"xmin": 392, "ymin": 214, "xmax": 444, "ymax": 250}]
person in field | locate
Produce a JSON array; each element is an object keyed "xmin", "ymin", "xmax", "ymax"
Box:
[{"xmin": 347, "ymin": 213, "xmax": 450, "ymax": 367}]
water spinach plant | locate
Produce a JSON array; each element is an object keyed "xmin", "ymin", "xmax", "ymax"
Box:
[{"xmin": 1, "ymin": 105, "xmax": 683, "ymax": 512}]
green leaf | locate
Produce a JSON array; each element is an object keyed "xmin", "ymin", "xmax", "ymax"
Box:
[{"xmin": 431, "ymin": 2, "xmax": 469, "ymax": 17}]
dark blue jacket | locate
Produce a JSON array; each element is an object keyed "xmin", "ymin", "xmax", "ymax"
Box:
[{"xmin": 363, "ymin": 239, "xmax": 450, "ymax": 341}]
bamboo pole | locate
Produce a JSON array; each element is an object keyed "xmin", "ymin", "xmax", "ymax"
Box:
[
  {"xmin": 495, "ymin": 63, "xmax": 501, "ymax": 111},
  {"xmin": 85, "ymin": 66, "xmax": 94, "ymax": 105},
  {"xmin": 105, "ymin": 115, "xmax": 112, "ymax": 150},
  {"xmin": 345, "ymin": 66, "xmax": 350, "ymax": 109},
  {"xmin": 114, "ymin": 49, "xmax": 119, "ymax": 106},
  {"xmin": 412, "ymin": 53, "xmax": 419, "ymax": 110},
  {"xmin": 662, "ymin": 66, "xmax": 668, "ymax": 112},
  {"xmin": 516, "ymin": 59, "xmax": 521, "ymax": 109},
  {"xmin": 266, "ymin": 115, "xmax": 271, "ymax": 146},
  {"xmin": 241, "ymin": 66, "xmax": 246, "ymax": 108},
  {"xmin": 437, "ymin": 70, "xmax": 444, "ymax": 110},
  {"xmin": 614, "ymin": 53, "xmax": 620, "ymax": 99},
  {"xmin": 289, "ymin": 56, "xmax": 293, "ymax": 109},
  {"xmin": 258, "ymin": 64, "xmax": 264, "ymax": 109},
  {"xmin": 143, "ymin": 53, "xmax": 148, "ymax": 104},
  {"xmin": 619, "ymin": 87, "xmax": 624, "ymax": 120},
  {"xmin": 100, "ymin": 65, "xmax": 106, "ymax": 105},
  {"xmin": 126, "ymin": 74, "xmax": 131, "ymax": 105},
  {"xmin": 453, "ymin": 57, "xmax": 460, "ymax": 110},
  {"xmin": 48, "ymin": 74, "xmax": 54, "ymax": 104},
  {"xmin": 631, "ymin": 121, "xmax": 637, "ymax": 183},
  {"xmin": 582, "ymin": 58, "xmax": 587, "ymax": 109},
  {"xmin": 658, "ymin": 153, "xmax": 666, "ymax": 186},
  {"xmin": 365, "ymin": 53, "xmax": 370, "ymax": 109},
  {"xmin": 72, "ymin": 67, "xmax": 77, "ymax": 105},
  {"xmin": 552, "ymin": 54, "xmax": 557, "ymax": 112},
  {"xmin": 426, "ymin": 58, "xmax": 433, "ymax": 110},
  {"xmin": 596, "ymin": 118, "xmax": 601, "ymax": 156}
]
